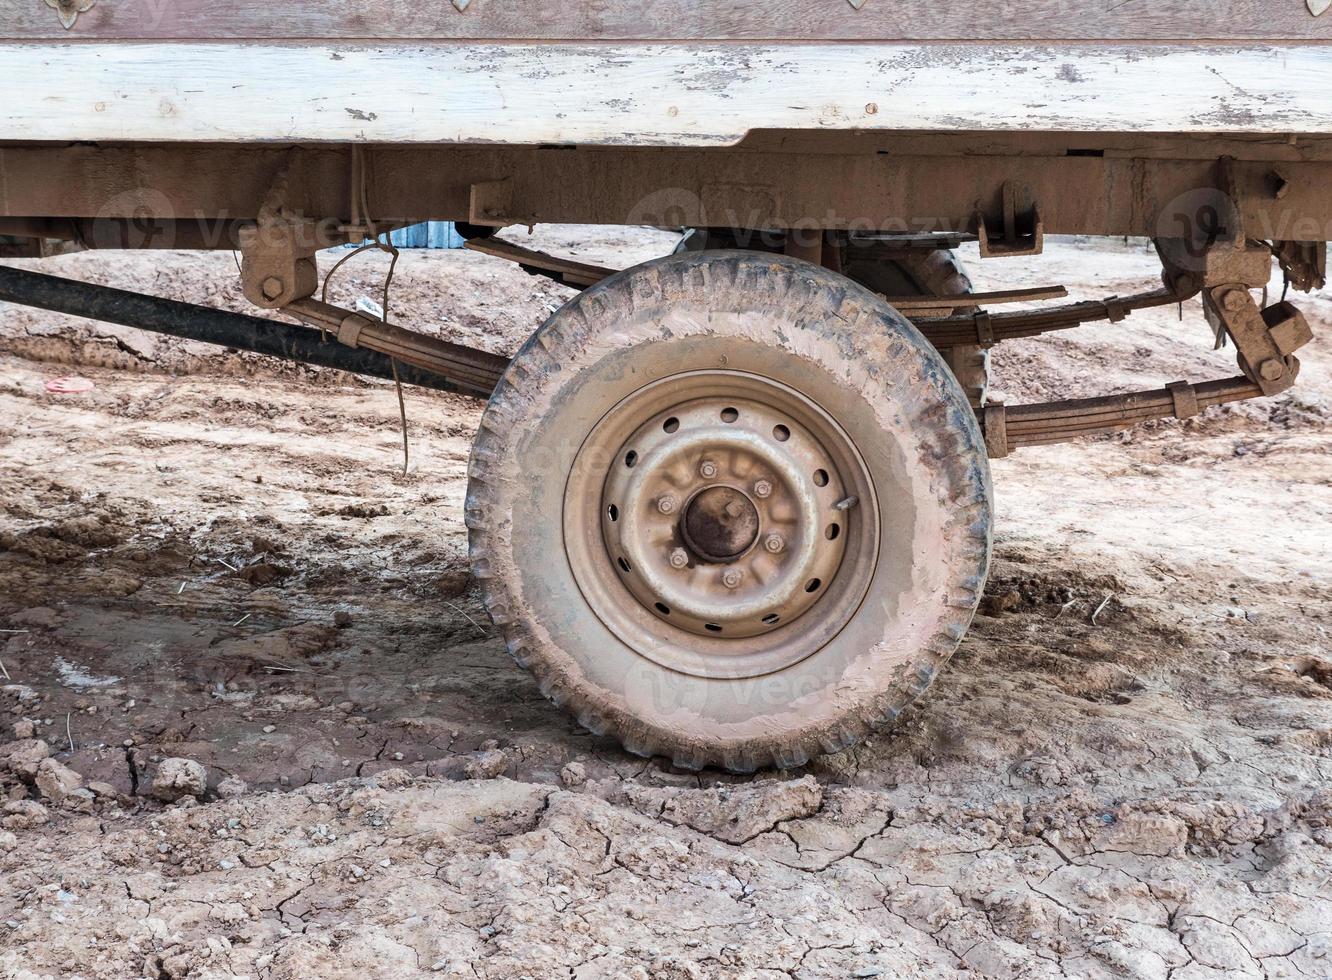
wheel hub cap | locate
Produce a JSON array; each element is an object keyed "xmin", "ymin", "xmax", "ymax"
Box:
[{"xmin": 682, "ymin": 486, "xmax": 759, "ymax": 562}]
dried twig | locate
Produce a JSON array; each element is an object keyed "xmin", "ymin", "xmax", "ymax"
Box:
[
  {"xmin": 444, "ymin": 601, "xmax": 488, "ymax": 638},
  {"xmin": 1091, "ymin": 593, "xmax": 1115, "ymax": 627},
  {"xmin": 65, "ymin": 712, "xmax": 75, "ymax": 753},
  {"xmin": 0, "ymin": 658, "xmax": 10, "ymax": 681},
  {"xmin": 1054, "ymin": 598, "xmax": 1079, "ymax": 620},
  {"xmin": 214, "ymin": 557, "xmax": 239, "ymax": 572},
  {"xmin": 0, "ymin": 628, "xmax": 30, "ymax": 634},
  {"xmin": 232, "ymin": 612, "xmax": 252, "ymax": 628}
]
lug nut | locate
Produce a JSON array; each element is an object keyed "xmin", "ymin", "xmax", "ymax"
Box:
[
  {"xmin": 657, "ymin": 494, "xmax": 677, "ymax": 515},
  {"xmin": 669, "ymin": 548, "xmax": 689, "ymax": 569},
  {"xmin": 764, "ymin": 534, "xmax": 785, "ymax": 554},
  {"xmin": 699, "ymin": 459, "xmax": 718, "ymax": 479},
  {"xmin": 722, "ymin": 569, "xmax": 743, "ymax": 589},
  {"xmin": 753, "ymin": 480, "xmax": 772, "ymax": 499},
  {"xmin": 260, "ymin": 276, "xmax": 285, "ymax": 301}
]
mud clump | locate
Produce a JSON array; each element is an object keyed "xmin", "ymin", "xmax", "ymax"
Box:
[{"xmin": 152, "ymin": 758, "xmax": 209, "ymax": 801}]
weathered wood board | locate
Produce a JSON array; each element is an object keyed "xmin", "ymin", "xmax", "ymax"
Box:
[
  {"xmin": 3, "ymin": 0, "xmax": 1331, "ymax": 41},
  {"xmin": 0, "ymin": 43, "xmax": 1328, "ymax": 145}
]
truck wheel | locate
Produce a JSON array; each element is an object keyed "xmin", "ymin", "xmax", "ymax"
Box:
[
  {"xmin": 466, "ymin": 251, "xmax": 992, "ymax": 771},
  {"xmin": 841, "ymin": 243, "xmax": 989, "ymax": 407}
]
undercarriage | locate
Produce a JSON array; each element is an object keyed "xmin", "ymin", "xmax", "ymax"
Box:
[{"xmin": 0, "ymin": 132, "xmax": 1326, "ymax": 769}]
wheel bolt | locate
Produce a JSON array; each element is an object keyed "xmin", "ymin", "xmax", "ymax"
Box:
[
  {"xmin": 753, "ymin": 480, "xmax": 772, "ymax": 499},
  {"xmin": 669, "ymin": 547, "xmax": 689, "ymax": 569},
  {"xmin": 699, "ymin": 459, "xmax": 718, "ymax": 479},
  {"xmin": 764, "ymin": 533, "xmax": 785, "ymax": 554},
  {"xmin": 1258, "ymin": 358, "xmax": 1286, "ymax": 382},
  {"xmin": 722, "ymin": 569, "xmax": 743, "ymax": 589},
  {"xmin": 657, "ymin": 494, "xmax": 677, "ymax": 515}
]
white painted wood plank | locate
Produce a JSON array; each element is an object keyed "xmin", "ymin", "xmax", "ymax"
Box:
[{"xmin": 1, "ymin": 43, "xmax": 1328, "ymax": 145}]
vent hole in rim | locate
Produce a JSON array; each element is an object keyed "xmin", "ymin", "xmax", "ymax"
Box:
[
  {"xmin": 762, "ymin": 613, "xmax": 780, "ymax": 625},
  {"xmin": 624, "ymin": 450, "xmax": 638, "ymax": 468},
  {"xmin": 617, "ymin": 557, "xmax": 631, "ymax": 573},
  {"xmin": 663, "ymin": 417, "xmax": 680, "ymax": 433},
  {"xmin": 654, "ymin": 602, "xmax": 671, "ymax": 615},
  {"xmin": 805, "ymin": 577, "xmax": 822, "ymax": 593},
  {"xmin": 720, "ymin": 407, "xmax": 739, "ymax": 423},
  {"xmin": 772, "ymin": 424, "xmax": 791, "ymax": 442},
  {"xmin": 825, "ymin": 523, "xmax": 840, "ymax": 540},
  {"xmin": 704, "ymin": 623, "xmax": 723, "ymax": 633},
  {"xmin": 813, "ymin": 469, "xmax": 829, "ymax": 487},
  {"xmin": 608, "ymin": 504, "xmax": 619, "ymax": 522}
]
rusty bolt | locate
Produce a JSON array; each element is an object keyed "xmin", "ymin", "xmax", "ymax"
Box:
[
  {"xmin": 1171, "ymin": 272, "xmax": 1197, "ymax": 298},
  {"xmin": 764, "ymin": 533, "xmax": 785, "ymax": 554},
  {"xmin": 1258, "ymin": 358, "xmax": 1286, "ymax": 382},
  {"xmin": 657, "ymin": 495, "xmax": 677, "ymax": 515},
  {"xmin": 1222, "ymin": 289, "xmax": 1248, "ymax": 313},
  {"xmin": 721, "ymin": 569, "xmax": 743, "ymax": 589},
  {"xmin": 753, "ymin": 480, "xmax": 772, "ymax": 499},
  {"xmin": 260, "ymin": 276, "xmax": 285, "ymax": 301},
  {"xmin": 669, "ymin": 548, "xmax": 689, "ymax": 569},
  {"xmin": 699, "ymin": 459, "xmax": 718, "ymax": 480}
]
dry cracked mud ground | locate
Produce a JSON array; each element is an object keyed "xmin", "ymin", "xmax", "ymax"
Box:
[{"xmin": 0, "ymin": 230, "xmax": 1329, "ymax": 979}]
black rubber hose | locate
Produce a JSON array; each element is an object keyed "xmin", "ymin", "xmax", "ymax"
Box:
[{"xmin": 0, "ymin": 264, "xmax": 488, "ymax": 397}]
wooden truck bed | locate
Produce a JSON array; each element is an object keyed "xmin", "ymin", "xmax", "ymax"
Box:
[{"xmin": 3, "ymin": 1, "xmax": 1331, "ymax": 145}]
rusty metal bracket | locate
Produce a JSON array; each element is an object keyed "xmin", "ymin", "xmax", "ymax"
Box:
[
  {"xmin": 44, "ymin": 0, "xmax": 94, "ymax": 30},
  {"xmin": 1202, "ymin": 286, "xmax": 1311, "ymax": 395},
  {"xmin": 468, "ymin": 180, "xmax": 538, "ymax": 229},
  {"xmin": 1274, "ymin": 241, "xmax": 1328, "ymax": 293},
  {"xmin": 239, "ymin": 161, "xmax": 323, "ymax": 309},
  {"xmin": 975, "ymin": 182, "xmax": 1043, "ymax": 258}
]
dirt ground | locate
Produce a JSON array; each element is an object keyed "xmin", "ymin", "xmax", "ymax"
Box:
[{"xmin": 0, "ymin": 230, "xmax": 1329, "ymax": 979}]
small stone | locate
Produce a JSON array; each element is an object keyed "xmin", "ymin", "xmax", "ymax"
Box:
[
  {"xmin": 152, "ymin": 758, "xmax": 208, "ymax": 801},
  {"xmin": 35, "ymin": 758, "xmax": 83, "ymax": 803},
  {"xmin": 333, "ymin": 610, "xmax": 353, "ymax": 628},
  {"xmin": 262, "ymin": 725, "xmax": 276, "ymax": 734},
  {"xmin": 216, "ymin": 776, "xmax": 248, "ymax": 799},
  {"xmin": 981, "ymin": 589, "xmax": 1022, "ymax": 616},
  {"xmin": 2, "ymin": 800, "xmax": 48, "ymax": 830},
  {"xmin": 1, "ymin": 739, "xmax": 50, "ymax": 778},
  {"xmin": 0, "ymin": 830, "xmax": 16, "ymax": 851},
  {"xmin": 219, "ymin": 859, "xmax": 235, "ymax": 870},
  {"xmin": 559, "ymin": 762, "xmax": 587, "ymax": 788},
  {"xmin": 86, "ymin": 781, "xmax": 118, "ymax": 798},
  {"xmin": 12, "ymin": 721, "xmax": 34, "ymax": 740},
  {"xmin": 463, "ymin": 749, "xmax": 507, "ymax": 781}
]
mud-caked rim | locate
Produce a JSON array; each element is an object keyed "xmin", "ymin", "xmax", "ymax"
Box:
[{"xmin": 565, "ymin": 370, "xmax": 879, "ymax": 678}]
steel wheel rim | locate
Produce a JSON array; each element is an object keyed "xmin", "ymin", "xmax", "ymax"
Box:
[{"xmin": 563, "ymin": 370, "xmax": 880, "ymax": 680}]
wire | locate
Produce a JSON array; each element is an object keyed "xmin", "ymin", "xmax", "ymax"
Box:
[{"xmin": 317, "ymin": 147, "xmax": 410, "ymax": 474}]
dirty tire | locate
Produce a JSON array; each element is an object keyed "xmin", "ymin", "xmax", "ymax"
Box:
[
  {"xmin": 466, "ymin": 251, "xmax": 992, "ymax": 772},
  {"xmin": 841, "ymin": 244, "xmax": 989, "ymax": 407}
]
